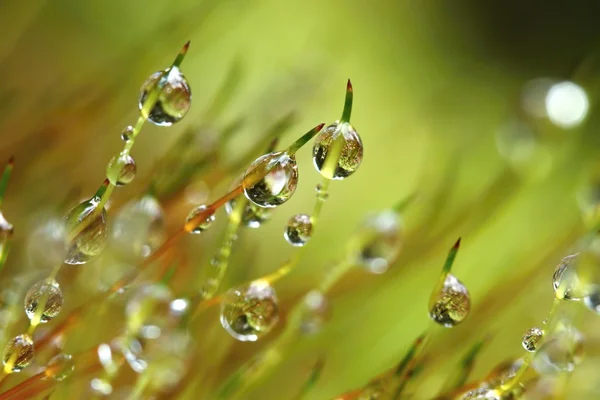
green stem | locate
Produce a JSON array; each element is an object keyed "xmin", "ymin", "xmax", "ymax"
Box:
[
  {"xmin": 0, "ymin": 157, "xmax": 14, "ymax": 208},
  {"xmin": 340, "ymin": 79, "xmax": 353, "ymax": 123},
  {"xmin": 286, "ymin": 123, "xmax": 325, "ymax": 154}
]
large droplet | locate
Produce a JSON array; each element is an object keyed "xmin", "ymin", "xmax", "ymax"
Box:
[
  {"xmin": 24, "ymin": 278, "xmax": 63, "ymax": 324},
  {"xmin": 300, "ymin": 290, "xmax": 330, "ymax": 335},
  {"xmin": 220, "ymin": 280, "xmax": 279, "ymax": 342},
  {"xmin": 242, "ymin": 151, "xmax": 298, "ymax": 208},
  {"xmin": 2, "ymin": 334, "xmax": 34, "ymax": 373},
  {"xmin": 225, "ymin": 197, "xmax": 271, "ymax": 228},
  {"xmin": 185, "ymin": 205, "xmax": 215, "ymax": 234},
  {"xmin": 313, "ymin": 121, "xmax": 363, "ymax": 180},
  {"xmin": 284, "ymin": 214, "xmax": 313, "ymax": 247},
  {"xmin": 45, "ymin": 353, "xmax": 75, "ymax": 381},
  {"xmin": 126, "ymin": 283, "xmax": 178, "ymax": 339},
  {"xmin": 532, "ymin": 325, "xmax": 584, "ymax": 373},
  {"xmin": 63, "ymin": 198, "xmax": 108, "ymax": 265},
  {"xmin": 351, "ymin": 210, "xmax": 402, "ymax": 274},
  {"xmin": 429, "ymin": 274, "xmax": 471, "ymax": 327},
  {"xmin": 139, "ymin": 66, "xmax": 191, "ymax": 127},
  {"xmin": 522, "ymin": 327, "xmax": 544, "ymax": 352},
  {"xmin": 459, "ymin": 388, "xmax": 501, "ymax": 400},
  {"xmin": 106, "ymin": 151, "xmax": 137, "ymax": 186},
  {"xmin": 552, "ymin": 254, "xmax": 586, "ymax": 301}
]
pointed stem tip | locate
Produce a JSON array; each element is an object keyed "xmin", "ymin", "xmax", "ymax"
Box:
[
  {"xmin": 340, "ymin": 79, "xmax": 354, "ymax": 123},
  {"xmin": 287, "ymin": 123, "xmax": 325, "ymax": 154},
  {"xmin": 452, "ymin": 237, "xmax": 461, "ymax": 250},
  {"xmin": 173, "ymin": 40, "xmax": 191, "ymax": 68},
  {"xmin": 7, "ymin": 156, "xmax": 14, "ymax": 167},
  {"xmin": 441, "ymin": 237, "xmax": 462, "ymax": 275}
]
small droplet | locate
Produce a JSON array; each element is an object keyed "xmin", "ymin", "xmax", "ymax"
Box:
[
  {"xmin": 284, "ymin": 214, "xmax": 313, "ymax": 247},
  {"xmin": 460, "ymin": 388, "xmax": 501, "ymax": 400},
  {"xmin": 532, "ymin": 325, "xmax": 584, "ymax": 373},
  {"xmin": 45, "ymin": 353, "xmax": 74, "ymax": 381},
  {"xmin": 312, "ymin": 121, "xmax": 363, "ymax": 180},
  {"xmin": 220, "ymin": 280, "xmax": 279, "ymax": 342},
  {"xmin": 2, "ymin": 334, "xmax": 34, "ymax": 373},
  {"xmin": 106, "ymin": 151, "xmax": 137, "ymax": 186},
  {"xmin": 24, "ymin": 278, "xmax": 63, "ymax": 324},
  {"xmin": 242, "ymin": 151, "xmax": 298, "ymax": 208},
  {"xmin": 429, "ymin": 274, "xmax": 471, "ymax": 327},
  {"xmin": 0, "ymin": 211, "xmax": 14, "ymax": 244},
  {"xmin": 90, "ymin": 378, "xmax": 113, "ymax": 396},
  {"xmin": 315, "ymin": 184, "xmax": 329, "ymax": 201},
  {"xmin": 351, "ymin": 210, "xmax": 402, "ymax": 274},
  {"xmin": 225, "ymin": 197, "xmax": 271, "ymax": 228},
  {"xmin": 583, "ymin": 284, "xmax": 600, "ymax": 314},
  {"xmin": 139, "ymin": 67, "xmax": 191, "ymax": 127},
  {"xmin": 522, "ymin": 327, "xmax": 544, "ymax": 352},
  {"xmin": 553, "ymin": 254, "xmax": 585, "ymax": 301},
  {"xmin": 63, "ymin": 198, "xmax": 108, "ymax": 265},
  {"xmin": 126, "ymin": 283, "xmax": 178, "ymax": 339},
  {"xmin": 120, "ymin": 125, "xmax": 134, "ymax": 142},
  {"xmin": 300, "ymin": 290, "xmax": 330, "ymax": 335},
  {"xmin": 185, "ymin": 205, "xmax": 215, "ymax": 234}
]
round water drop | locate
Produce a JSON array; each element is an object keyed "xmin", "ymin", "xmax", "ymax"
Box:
[
  {"xmin": 429, "ymin": 274, "xmax": 471, "ymax": 327},
  {"xmin": 63, "ymin": 198, "xmax": 108, "ymax": 265},
  {"xmin": 583, "ymin": 285, "xmax": 600, "ymax": 314},
  {"xmin": 139, "ymin": 66, "xmax": 191, "ymax": 127},
  {"xmin": 90, "ymin": 378, "xmax": 113, "ymax": 396},
  {"xmin": 300, "ymin": 290, "xmax": 330, "ymax": 335},
  {"xmin": 225, "ymin": 197, "xmax": 271, "ymax": 229},
  {"xmin": 2, "ymin": 334, "xmax": 34, "ymax": 373},
  {"xmin": 186, "ymin": 204, "xmax": 215, "ymax": 234},
  {"xmin": 24, "ymin": 278, "xmax": 63, "ymax": 324},
  {"xmin": 220, "ymin": 280, "xmax": 279, "ymax": 342},
  {"xmin": 45, "ymin": 353, "xmax": 74, "ymax": 381},
  {"xmin": 532, "ymin": 325, "xmax": 584, "ymax": 374},
  {"xmin": 351, "ymin": 210, "xmax": 402, "ymax": 274},
  {"xmin": 315, "ymin": 183, "xmax": 329, "ymax": 201},
  {"xmin": 106, "ymin": 151, "xmax": 137, "ymax": 186},
  {"xmin": 121, "ymin": 125, "xmax": 134, "ymax": 142},
  {"xmin": 460, "ymin": 388, "xmax": 501, "ymax": 400},
  {"xmin": 313, "ymin": 121, "xmax": 363, "ymax": 180},
  {"xmin": 0, "ymin": 211, "xmax": 14, "ymax": 242},
  {"xmin": 522, "ymin": 327, "xmax": 544, "ymax": 352},
  {"xmin": 284, "ymin": 214, "xmax": 313, "ymax": 247},
  {"xmin": 242, "ymin": 151, "xmax": 298, "ymax": 208},
  {"xmin": 553, "ymin": 254, "xmax": 585, "ymax": 301},
  {"xmin": 126, "ymin": 283, "xmax": 177, "ymax": 339}
]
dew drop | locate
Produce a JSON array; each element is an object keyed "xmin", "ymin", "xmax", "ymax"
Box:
[
  {"xmin": 90, "ymin": 377, "xmax": 113, "ymax": 396},
  {"xmin": 106, "ymin": 151, "xmax": 137, "ymax": 186},
  {"xmin": 429, "ymin": 274, "xmax": 471, "ymax": 327},
  {"xmin": 553, "ymin": 254, "xmax": 585, "ymax": 301},
  {"xmin": 460, "ymin": 388, "xmax": 501, "ymax": 400},
  {"xmin": 0, "ymin": 211, "xmax": 14, "ymax": 245},
  {"xmin": 522, "ymin": 327, "xmax": 544, "ymax": 352},
  {"xmin": 242, "ymin": 151, "xmax": 298, "ymax": 208},
  {"xmin": 351, "ymin": 210, "xmax": 402, "ymax": 274},
  {"xmin": 139, "ymin": 66, "xmax": 191, "ymax": 127},
  {"xmin": 532, "ymin": 325, "xmax": 584, "ymax": 373},
  {"xmin": 126, "ymin": 283, "xmax": 178, "ymax": 339},
  {"xmin": 312, "ymin": 121, "xmax": 363, "ymax": 180},
  {"xmin": 24, "ymin": 278, "xmax": 63, "ymax": 324},
  {"xmin": 284, "ymin": 214, "xmax": 313, "ymax": 247},
  {"xmin": 315, "ymin": 183, "xmax": 329, "ymax": 201},
  {"xmin": 120, "ymin": 125, "xmax": 134, "ymax": 142},
  {"xmin": 45, "ymin": 353, "xmax": 74, "ymax": 381},
  {"xmin": 583, "ymin": 284, "xmax": 600, "ymax": 314},
  {"xmin": 300, "ymin": 290, "xmax": 330, "ymax": 335},
  {"xmin": 63, "ymin": 198, "xmax": 108, "ymax": 265},
  {"xmin": 225, "ymin": 197, "xmax": 271, "ymax": 228},
  {"xmin": 2, "ymin": 333, "xmax": 34, "ymax": 373},
  {"xmin": 220, "ymin": 280, "xmax": 279, "ymax": 342},
  {"xmin": 185, "ymin": 204, "xmax": 215, "ymax": 234}
]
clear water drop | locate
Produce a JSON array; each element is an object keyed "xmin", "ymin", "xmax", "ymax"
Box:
[
  {"xmin": 0, "ymin": 211, "xmax": 14, "ymax": 246},
  {"xmin": 532, "ymin": 325, "xmax": 584, "ymax": 373},
  {"xmin": 429, "ymin": 274, "xmax": 471, "ymax": 327},
  {"xmin": 139, "ymin": 66, "xmax": 191, "ymax": 127},
  {"xmin": 522, "ymin": 327, "xmax": 544, "ymax": 352},
  {"xmin": 120, "ymin": 125, "xmax": 134, "ymax": 142},
  {"xmin": 315, "ymin": 183, "xmax": 329, "ymax": 201},
  {"xmin": 2, "ymin": 334, "xmax": 34, "ymax": 373},
  {"xmin": 90, "ymin": 378, "xmax": 113, "ymax": 396},
  {"xmin": 553, "ymin": 254, "xmax": 585, "ymax": 301},
  {"xmin": 24, "ymin": 278, "xmax": 63, "ymax": 323},
  {"xmin": 126, "ymin": 283, "xmax": 178, "ymax": 339},
  {"xmin": 63, "ymin": 197, "xmax": 108, "ymax": 265},
  {"xmin": 284, "ymin": 214, "xmax": 313, "ymax": 247},
  {"xmin": 242, "ymin": 151, "xmax": 298, "ymax": 208},
  {"xmin": 351, "ymin": 210, "xmax": 402, "ymax": 274},
  {"xmin": 106, "ymin": 151, "xmax": 137, "ymax": 186},
  {"xmin": 225, "ymin": 197, "xmax": 271, "ymax": 228},
  {"xmin": 460, "ymin": 388, "xmax": 501, "ymax": 400},
  {"xmin": 45, "ymin": 353, "xmax": 74, "ymax": 381},
  {"xmin": 186, "ymin": 204, "xmax": 215, "ymax": 234},
  {"xmin": 220, "ymin": 280, "xmax": 279, "ymax": 342},
  {"xmin": 300, "ymin": 290, "xmax": 329, "ymax": 335},
  {"xmin": 583, "ymin": 284, "xmax": 600, "ymax": 314},
  {"xmin": 312, "ymin": 121, "xmax": 363, "ymax": 180}
]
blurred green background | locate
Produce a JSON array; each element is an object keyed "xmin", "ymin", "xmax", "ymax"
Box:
[{"xmin": 2, "ymin": 0, "xmax": 600, "ymax": 398}]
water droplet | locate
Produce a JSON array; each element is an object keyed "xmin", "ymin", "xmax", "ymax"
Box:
[
  {"xmin": 522, "ymin": 327, "xmax": 544, "ymax": 352},
  {"xmin": 24, "ymin": 278, "xmax": 63, "ymax": 324},
  {"xmin": 532, "ymin": 325, "xmax": 584, "ymax": 373},
  {"xmin": 545, "ymin": 81, "xmax": 589, "ymax": 129},
  {"xmin": 300, "ymin": 290, "xmax": 329, "ymax": 335},
  {"xmin": 0, "ymin": 211, "xmax": 14, "ymax": 243},
  {"xmin": 583, "ymin": 284, "xmax": 600, "ymax": 314},
  {"xmin": 2, "ymin": 333, "xmax": 34, "ymax": 373},
  {"xmin": 63, "ymin": 198, "xmax": 108, "ymax": 265},
  {"xmin": 185, "ymin": 204, "xmax": 215, "ymax": 234},
  {"xmin": 242, "ymin": 151, "xmax": 298, "ymax": 208},
  {"xmin": 139, "ymin": 66, "xmax": 191, "ymax": 127},
  {"xmin": 312, "ymin": 121, "xmax": 363, "ymax": 180},
  {"xmin": 284, "ymin": 214, "xmax": 313, "ymax": 247},
  {"xmin": 126, "ymin": 283, "xmax": 178, "ymax": 339},
  {"xmin": 120, "ymin": 125, "xmax": 134, "ymax": 142},
  {"xmin": 111, "ymin": 335, "xmax": 147, "ymax": 373},
  {"xmin": 90, "ymin": 378, "xmax": 113, "ymax": 396},
  {"xmin": 351, "ymin": 210, "xmax": 402, "ymax": 274},
  {"xmin": 429, "ymin": 274, "xmax": 471, "ymax": 327},
  {"xmin": 220, "ymin": 280, "xmax": 279, "ymax": 342},
  {"xmin": 460, "ymin": 388, "xmax": 501, "ymax": 400},
  {"xmin": 315, "ymin": 184, "xmax": 329, "ymax": 201},
  {"xmin": 553, "ymin": 254, "xmax": 585, "ymax": 301},
  {"xmin": 45, "ymin": 353, "xmax": 74, "ymax": 381},
  {"xmin": 225, "ymin": 197, "xmax": 271, "ymax": 228},
  {"xmin": 106, "ymin": 151, "xmax": 137, "ymax": 186}
]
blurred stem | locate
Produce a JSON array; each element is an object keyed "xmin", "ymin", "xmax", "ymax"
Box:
[{"xmin": 0, "ymin": 157, "xmax": 14, "ymax": 208}]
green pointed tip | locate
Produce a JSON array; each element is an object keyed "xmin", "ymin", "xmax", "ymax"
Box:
[
  {"xmin": 340, "ymin": 79, "xmax": 354, "ymax": 123},
  {"xmin": 94, "ymin": 179, "xmax": 111, "ymax": 199},
  {"xmin": 287, "ymin": 123, "xmax": 325, "ymax": 154},
  {"xmin": 395, "ymin": 333, "xmax": 427, "ymax": 376},
  {"xmin": 173, "ymin": 40, "xmax": 191, "ymax": 68},
  {"xmin": 442, "ymin": 237, "xmax": 461, "ymax": 275}
]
